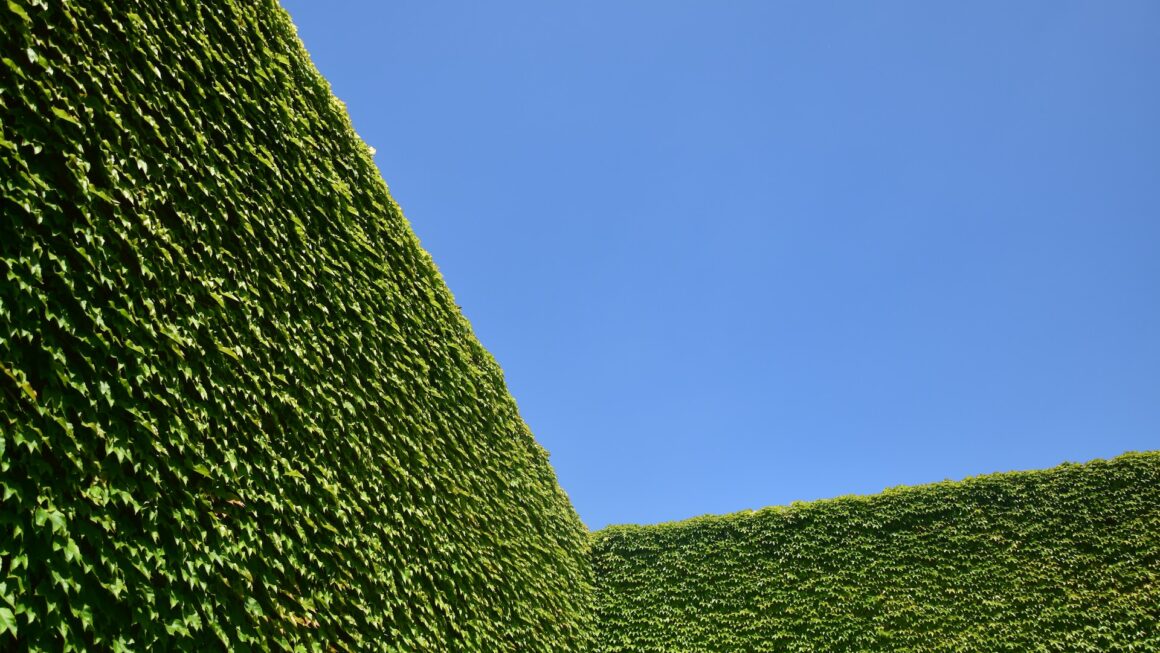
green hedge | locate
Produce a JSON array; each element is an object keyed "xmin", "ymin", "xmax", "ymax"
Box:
[
  {"xmin": 4, "ymin": 2, "xmax": 1157, "ymax": 652},
  {"xmin": 0, "ymin": 1, "xmax": 591, "ymax": 650},
  {"xmin": 591, "ymin": 452, "xmax": 1160, "ymax": 652}
]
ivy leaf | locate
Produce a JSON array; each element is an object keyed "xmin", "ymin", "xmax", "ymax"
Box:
[
  {"xmin": 51, "ymin": 107, "xmax": 81, "ymax": 127},
  {"xmin": 75, "ymin": 604, "xmax": 93, "ymax": 631},
  {"xmin": 1, "ymin": 364, "xmax": 36, "ymax": 402},
  {"xmin": 0, "ymin": 607, "xmax": 15, "ymax": 636},
  {"xmin": 6, "ymin": 1, "xmax": 30, "ymax": 23},
  {"xmin": 47, "ymin": 510, "xmax": 66, "ymax": 533}
]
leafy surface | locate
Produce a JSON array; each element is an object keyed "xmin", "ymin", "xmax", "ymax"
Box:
[
  {"xmin": 592, "ymin": 452, "xmax": 1160, "ymax": 652},
  {"xmin": 0, "ymin": 1, "xmax": 592, "ymax": 650}
]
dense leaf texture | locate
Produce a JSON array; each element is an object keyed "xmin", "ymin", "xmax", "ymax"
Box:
[
  {"xmin": 592, "ymin": 452, "xmax": 1160, "ymax": 652},
  {"xmin": 0, "ymin": 1, "xmax": 592, "ymax": 650}
]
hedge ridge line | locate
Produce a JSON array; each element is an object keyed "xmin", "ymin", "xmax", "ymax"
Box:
[{"xmin": 591, "ymin": 451, "xmax": 1160, "ymax": 652}]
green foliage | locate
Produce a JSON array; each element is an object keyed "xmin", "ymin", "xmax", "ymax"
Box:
[
  {"xmin": 591, "ymin": 452, "xmax": 1160, "ymax": 652},
  {"xmin": 0, "ymin": 0, "xmax": 591, "ymax": 650},
  {"xmin": 4, "ymin": 3, "xmax": 1156, "ymax": 652}
]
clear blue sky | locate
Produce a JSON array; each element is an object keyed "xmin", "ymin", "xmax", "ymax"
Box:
[{"xmin": 280, "ymin": 1, "xmax": 1159, "ymax": 530}]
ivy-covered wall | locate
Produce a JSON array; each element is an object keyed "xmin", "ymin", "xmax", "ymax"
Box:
[
  {"xmin": 591, "ymin": 452, "xmax": 1160, "ymax": 653},
  {"xmin": 4, "ymin": 2, "xmax": 1157, "ymax": 652},
  {"xmin": 0, "ymin": 1, "xmax": 592, "ymax": 650}
]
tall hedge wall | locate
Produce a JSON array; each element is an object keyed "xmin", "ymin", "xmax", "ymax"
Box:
[
  {"xmin": 591, "ymin": 452, "xmax": 1160, "ymax": 652},
  {"xmin": 0, "ymin": 1, "xmax": 592, "ymax": 650}
]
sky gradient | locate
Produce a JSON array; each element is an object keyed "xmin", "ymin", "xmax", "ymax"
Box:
[{"xmin": 280, "ymin": 1, "xmax": 1160, "ymax": 530}]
